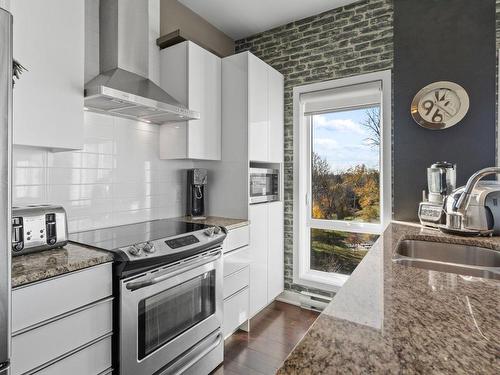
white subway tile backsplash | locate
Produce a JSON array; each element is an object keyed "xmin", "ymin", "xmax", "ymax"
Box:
[
  {"xmin": 47, "ymin": 183, "xmax": 113, "ymax": 202},
  {"xmin": 63, "ymin": 198, "xmax": 113, "ymax": 218},
  {"xmin": 81, "ymin": 138, "xmax": 115, "ymax": 155},
  {"xmin": 13, "ymin": 185, "xmax": 47, "ymax": 206},
  {"xmin": 14, "ymin": 167, "xmax": 46, "ymax": 186},
  {"xmin": 47, "ymin": 152, "xmax": 114, "ymax": 169},
  {"xmin": 111, "ymin": 209, "xmax": 156, "ymax": 227},
  {"xmin": 48, "ymin": 168, "xmax": 114, "ymax": 185},
  {"xmin": 13, "ymin": 114, "xmax": 193, "ymax": 232},
  {"xmin": 68, "ymin": 213, "xmax": 114, "ymax": 233},
  {"xmin": 13, "ymin": 146, "xmax": 46, "ymax": 168}
]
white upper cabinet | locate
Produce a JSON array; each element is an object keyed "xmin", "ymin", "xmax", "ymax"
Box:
[
  {"xmin": 248, "ymin": 54, "xmax": 269, "ymax": 162},
  {"xmin": 159, "ymin": 41, "xmax": 221, "ymax": 160},
  {"xmin": 247, "ymin": 54, "xmax": 284, "ymax": 163},
  {"xmin": 11, "ymin": 0, "xmax": 84, "ymax": 151},
  {"xmin": 268, "ymin": 68, "xmax": 284, "ymax": 163}
]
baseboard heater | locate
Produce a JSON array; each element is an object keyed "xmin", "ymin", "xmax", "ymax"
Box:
[{"xmin": 299, "ymin": 291, "xmax": 332, "ymax": 312}]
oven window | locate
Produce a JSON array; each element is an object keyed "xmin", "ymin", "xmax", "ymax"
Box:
[{"xmin": 137, "ymin": 270, "xmax": 216, "ymax": 359}]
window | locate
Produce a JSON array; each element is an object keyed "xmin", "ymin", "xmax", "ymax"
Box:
[{"xmin": 293, "ymin": 71, "xmax": 391, "ymax": 291}]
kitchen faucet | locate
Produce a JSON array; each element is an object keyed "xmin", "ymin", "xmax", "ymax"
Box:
[{"xmin": 443, "ymin": 167, "xmax": 500, "ymax": 235}]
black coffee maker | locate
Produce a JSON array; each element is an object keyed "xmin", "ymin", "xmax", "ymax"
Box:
[{"xmin": 187, "ymin": 169, "xmax": 207, "ymax": 219}]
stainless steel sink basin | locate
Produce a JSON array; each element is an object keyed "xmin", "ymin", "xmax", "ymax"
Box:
[{"xmin": 393, "ymin": 239, "xmax": 500, "ymax": 280}]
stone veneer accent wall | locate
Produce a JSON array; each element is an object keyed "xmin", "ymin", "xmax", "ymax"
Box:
[
  {"xmin": 235, "ymin": 0, "xmax": 393, "ymax": 296},
  {"xmin": 497, "ymin": 0, "xmax": 500, "ymax": 49}
]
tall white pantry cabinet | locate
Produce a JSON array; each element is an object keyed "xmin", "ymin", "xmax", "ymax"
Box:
[{"xmin": 220, "ymin": 52, "xmax": 285, "ymax": 317}]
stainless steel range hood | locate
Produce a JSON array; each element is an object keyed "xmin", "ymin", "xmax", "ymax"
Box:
[{"xmin": 84, "ymin": 0, "xmax": 199, "ymax": 124}]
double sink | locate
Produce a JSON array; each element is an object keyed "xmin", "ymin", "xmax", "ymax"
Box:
[{"xmin": 393, "ymin": 239, "xmax": 500, "ymax": 280}]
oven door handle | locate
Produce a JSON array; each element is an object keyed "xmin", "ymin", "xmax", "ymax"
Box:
[
  {"xmin": 160, "ymin": 330, "xmax": 222, "ymax": 375},
  {"xmin": 125, "ymin": 250, "xmax": 222, "ymax": 291}
]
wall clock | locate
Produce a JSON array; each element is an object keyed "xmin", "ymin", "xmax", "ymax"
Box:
[{"xmin": 410, "ymin": 81, "xmax": 469, "ymax": 130}]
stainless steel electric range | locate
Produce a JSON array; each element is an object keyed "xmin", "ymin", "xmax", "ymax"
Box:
[{"xmin": 70, "ymin": 219, "xmax": 226, "ymax": 375}]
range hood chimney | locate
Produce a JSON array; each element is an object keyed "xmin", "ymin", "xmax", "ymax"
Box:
[{"xmin": 84, "ymin": 0, "xmax": 199, "ymax": 124}]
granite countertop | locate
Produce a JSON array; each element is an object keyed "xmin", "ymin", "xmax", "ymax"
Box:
[
  {"xmin": 178, "ymin": 215, "xmax": 249, "ymax": 230},
  {"xmin": 12, "ymin": 243, "xmax": 114, "ymax": 288},
  {"xmin": 278, "ymin": 222, "xmax": 500, "ymax": 374}
]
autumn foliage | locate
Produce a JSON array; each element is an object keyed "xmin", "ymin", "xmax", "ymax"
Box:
[{"xmin": 311, "ymin": 152, "xmax": 380, "ymax": 223}]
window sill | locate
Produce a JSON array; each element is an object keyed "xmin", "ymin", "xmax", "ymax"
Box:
[{"xmin": 295, "ymin": 269, "xmax": 348, "ymax": 293}]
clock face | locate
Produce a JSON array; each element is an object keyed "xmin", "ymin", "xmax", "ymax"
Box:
[{"xmin": 411, "ymin": 81, "xmax": 469, "ymax": 130}]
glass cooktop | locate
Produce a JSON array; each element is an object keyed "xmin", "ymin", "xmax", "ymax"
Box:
[{"xmin": 69, "ymin": 219, "xmax": 209, "ymax": 251}]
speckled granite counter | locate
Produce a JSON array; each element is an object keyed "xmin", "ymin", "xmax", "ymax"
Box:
[
  {"xmin": 12, "ymin": 243, "xmax": 113, "ymax": 288},
  {"xmin": 278, "ymin": 222, "xmax": 500, "ymax": 374},
  {"xmin": 178, "ymin": 216, "xmax": 249, "ymax": 230}
]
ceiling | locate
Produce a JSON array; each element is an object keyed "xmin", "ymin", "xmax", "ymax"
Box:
[{"xmin": 178, "ymin": 0, "xmax": 360, "ymax": 40}]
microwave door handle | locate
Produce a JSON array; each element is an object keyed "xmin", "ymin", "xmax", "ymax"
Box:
[{"xmin": 125, "ymin": 250, "xmax": 222, "ymax": 291}]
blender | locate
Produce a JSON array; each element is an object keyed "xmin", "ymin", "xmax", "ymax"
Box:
[{"xmin": 418, "ymin": 162, "xmax": 456, "ymax": 228}]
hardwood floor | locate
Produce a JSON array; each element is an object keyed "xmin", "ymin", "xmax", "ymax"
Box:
[{"xmin": 212, "ymin": 301, "xmax": 319, "ymax": 375}]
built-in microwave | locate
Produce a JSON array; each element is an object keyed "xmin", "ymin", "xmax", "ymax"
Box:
[{"xmin": 249, "ymin": 168, "xmax": 280, "ymax": 204}]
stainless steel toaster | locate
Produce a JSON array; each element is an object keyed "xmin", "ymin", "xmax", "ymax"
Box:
[{"xmin": 12, "ymin": 205, "xmax": 68, "ymax": 256}]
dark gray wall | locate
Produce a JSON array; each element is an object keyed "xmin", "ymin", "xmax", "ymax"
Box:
[{"xmin": 393, "ymin": 0, "xmax": 497, "ymax": 221}]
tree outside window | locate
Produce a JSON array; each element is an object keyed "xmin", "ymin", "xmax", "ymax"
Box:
[{"xmin": 310, "ymin": 107, "xmax": 381, "ymax": 274}]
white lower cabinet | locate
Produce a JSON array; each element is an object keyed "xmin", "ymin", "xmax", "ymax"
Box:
[
  {"xmin": 11, "ymin": 263, "xmax": 113, "ymax": 375},
  {"xmin": 223, "ymin": 266, "xmax": 250, "ymax": 299},
  {"xmin": 12, "ymin": 300, "xmax": 112, "ymax": 375},
  {"xmin": 223, "ymin": 287, "xmax": 249, "ymax": 339},
  {"xmin": 268, "ymin": 201, "xmax": 284, "ymax": 301},
  {"xmin": 249, "ymin": 201, "xmax": 284, "ymax": 317},
  {"xmin": 222, "ymin": 227, "xmax": 251, "ymax": 339},
  {"xmin": 223, "ymin": 245, "xmax": 250, "ymax": 276},
  {"xmin": 223, "ymin": 226, "xmax": 250, "ymax": 254},
  {"xmin": 12, "ymin": 263, "xmax": 112, "ymax": 333},
  {"xmin": 34, "ymin": 336, "xmax": 112, "ymax": 375},
  {"xmin": 249, "ymin": 204, "xmax": 269, "ymax": 316}
]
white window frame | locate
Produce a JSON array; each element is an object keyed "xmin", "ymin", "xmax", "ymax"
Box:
[
  {"xmin": 292, "ymin": 70, "xmax": 392, "ymax": 292},
  {"xmin": 497, "ymin": 52, "xmax": 500, "ymax": 166}
]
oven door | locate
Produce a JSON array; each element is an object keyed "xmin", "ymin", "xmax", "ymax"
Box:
[
  {"xmin": 120, "ymin": 249, "xmax": 223, "ymax": 375},
  {"xmin": 249, "ymin": 168, "xmax": 279, "ymax": 204}
]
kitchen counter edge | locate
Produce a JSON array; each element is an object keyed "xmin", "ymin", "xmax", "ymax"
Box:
[
  {"xmin": 12, "ymin": 243, "xmax": 113, "ymax": 288},
  {"xmin": 177, "ymin": 216, "xmax": 249, "ymax": 231},
  {"xmin": 277, "ymin": 221, "xmax": 500, "ymax": 374}
]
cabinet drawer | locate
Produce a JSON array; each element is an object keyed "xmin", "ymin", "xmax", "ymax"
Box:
[
  {"xmin": 223, "ymin": 246, "xmax": 250, "ymax": 277},
  {"xmin": 12, "ymin": 299, "xmax": 113, "ymax": 375},
  {"xmin": 223, "ymin": 266, "xmax": 249, "ymax": 299},
  {"xmin": 223, "ymin": 287, "xmax": 249, "ymax": 339},
  {"xmin": 12, "ymin": 263, "xmax": 112, "ymax": 333},
  {"xmin": 34, "ymin": 336, "xmax": 112, "ymax": 375},
  {"xmin": 224, "ymin": 225, "xmax": 249, "ymax": 253}
]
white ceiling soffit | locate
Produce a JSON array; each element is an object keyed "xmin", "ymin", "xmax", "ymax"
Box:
[{"xmin": 178, "ymin": 0, "xmax": 361, "ymax": 40}]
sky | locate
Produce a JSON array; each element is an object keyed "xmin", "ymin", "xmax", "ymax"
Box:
[{"xmin": 312, "ymin": 107, "xmax": 380, "ymax": 173}]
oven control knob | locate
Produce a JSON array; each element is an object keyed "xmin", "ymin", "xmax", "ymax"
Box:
[
  {"xmin": 128, "ymin": 245, "xmax": 142, "ymax": 257},
  {"xmin": 204, "ymin": 227, "xmax": 215, "ymax": 237},
  {"xmin": 213, "ymin": 226, "xmax": 221, "ymax": 235},
  {"xmin": 143, "ymin": 242, "xmax": 156, "ymax": 253}
]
